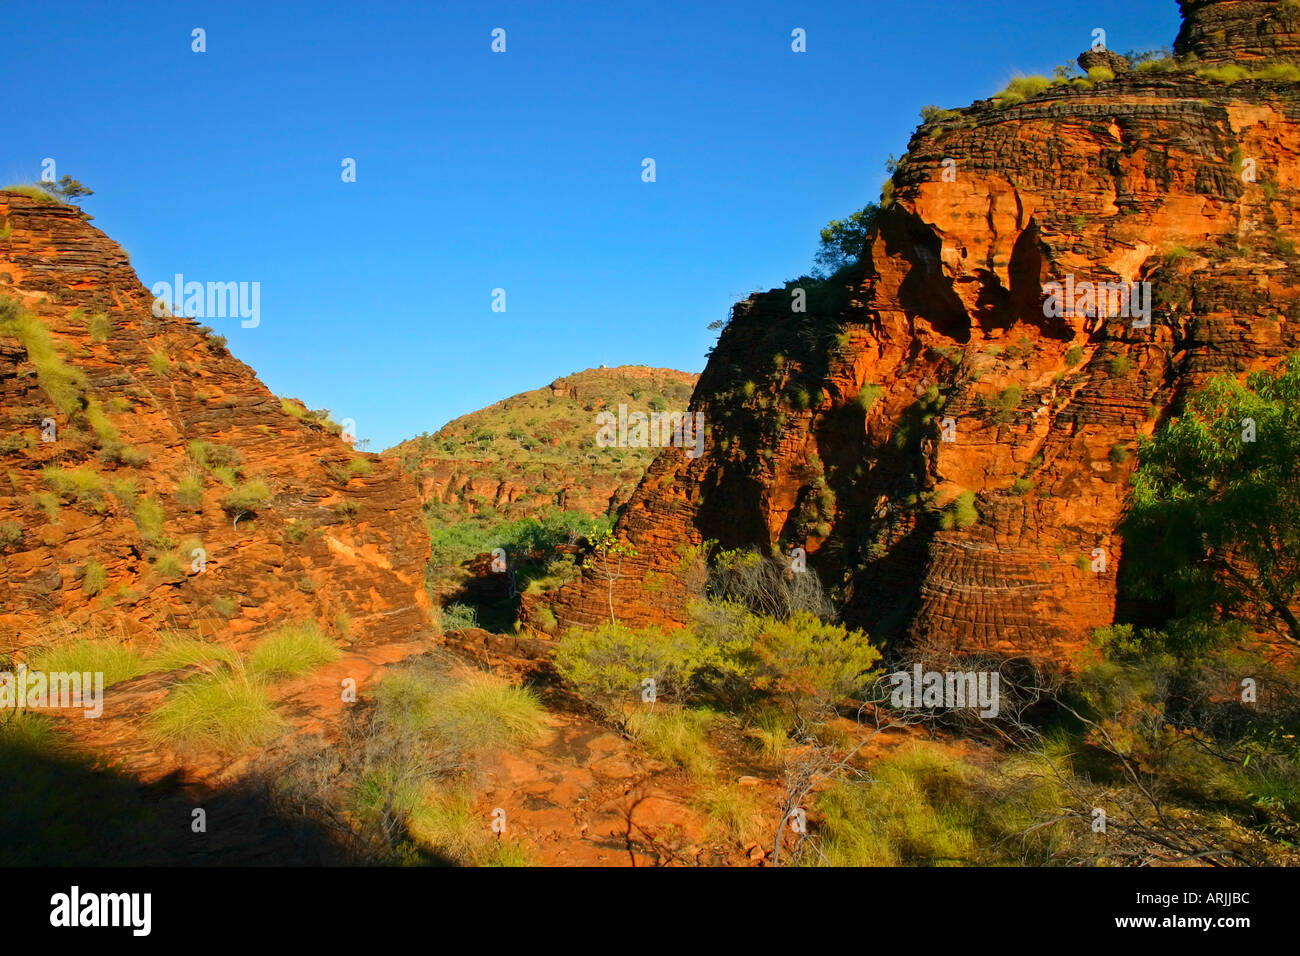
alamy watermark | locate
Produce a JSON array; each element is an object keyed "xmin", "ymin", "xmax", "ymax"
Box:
[
  {"xmin": 888, "ymin": 664, "xmax": 1000, "ymax": 718},
  {"xmin": 1, "ymin": 664, "xmax": 104, "ymax": 718},
  {"xmin": 1043, "ymin": 275, "xmax": 1152, "ymax": 329},
  {"xmin": 595, "ymin": 404, "xmax": 705, "ymax": 459},
  {"xmin": 151, "ymin": 273, "xmax": 260, "ymax": 328}
]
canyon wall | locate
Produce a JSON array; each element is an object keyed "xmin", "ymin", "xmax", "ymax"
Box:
[{"xmin": 550, "ymin": 0, "xmax": 1300, "ymax": 663}]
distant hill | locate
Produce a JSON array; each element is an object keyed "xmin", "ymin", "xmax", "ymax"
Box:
[{"xmin": 388, "ymin": 366, "xmax": 699, "ymax": 527}]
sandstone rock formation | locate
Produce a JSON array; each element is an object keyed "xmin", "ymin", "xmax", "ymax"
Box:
[
  {"xmin": 0, "ymin": 191, "xmax": 433, "ymax": 652},
  {"xmin": 550, "ymin": 0, "xmax": 1300, "ymax": 664}
]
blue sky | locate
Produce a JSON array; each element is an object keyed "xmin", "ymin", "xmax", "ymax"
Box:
[{"xmin": 7, "ymin": 0, "xmax": 1181, "ymax": 450}]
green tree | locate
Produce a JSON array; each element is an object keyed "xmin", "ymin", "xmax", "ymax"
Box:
[
  {"xmin": 40, "ymin": 176, "xmax": 94, "ymax": 204},
  {"xmin": 813, "ymin": 203, "xmax": 881, "ymax": 277},
  {"xmin": 1122, "ymin": 354, "xmax": 1300, "ymax": 645}
]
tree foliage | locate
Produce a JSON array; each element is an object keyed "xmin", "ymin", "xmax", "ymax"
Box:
[{"xmin": 1122, "ymin": 354, "xmax": 1300, "ymax": 644}]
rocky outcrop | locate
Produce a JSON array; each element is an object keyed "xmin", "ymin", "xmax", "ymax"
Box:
[
  {"xmin": 388, "ymin": 366, "xmax": 699, "ymax": 524},
  {"xmin": 550, "ymin": 0, "xmax": 1300, "ymax": 664},
  {"xmin": 0, "ymin": 192, "xmax": 433, "ymax": 651},
  {"xmin": 1175, "ymin": 0, "xmax": 1300, "ymax": 63}
]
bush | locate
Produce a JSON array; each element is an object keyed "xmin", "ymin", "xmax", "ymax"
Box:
[
  {"xmin": 624, "ymin": 707, "xmax": 716, "ymax": 777},
  {"xmin": 248, "ymin": 621, "xmax": 340, "ymax": 681},
  {"xmin": 1065, "ymin": 345, "xmax": 1084, "ymax": 366},
  {"xmin": 30, "ymin": 640, "xmax": 146, "ymax": 687},
  {"xmin": 174, "ymin": 474, "xmax": 204, "ymax": 508},
  {"xmin": 1086, "ymin": 66, "xmax": 1115, "ymax": 83},
  {"xmin": 2, "ymin": 185, "xmax": 61, "ymax": 203},
  {"xmin": 0, "ymin": 298, "xmax": 86, "ymax": 415},
  {"xmin": 85, "ymin": 312, "xmax": 111, "ymax": 342},
  {"xmin": 920, "ymin": 104, "xmax": 959, "ymax": 124},
  {"xmin": 374, "ymin": 666, "xmax": 546, "ymax": 753},
  {"xmin": 149, "ymin": 668, "xmax": 284, "ymax": 753},
  {"xmin": 554, "ymin": 622, "xmax": 713, "ymax": 716},
  {"xmin": 347, "ymin": 458, "xmax": 372, "ymax": 476},
  {"xmin": 149, "ymin": 635, "xmax": 237, "ymax": 671},
  {"xmin": 995, "ymin": 384, "xmax": 1022, "ymax": 412},
  {"xmin": 188, "ymin": 440, "xmax": 242, "ymax": 472},
  {"xmin": 747, "ymin": 611, "xmax": 881, "ymax": 714},
  {"xmin": 220, "ymin": 480, "xmax": 271, "ymax": 514},
  {"xmin": 42, "ymin": 467, "xmax": 104, "ymax": 504},
  {"xmin": 534, "ymin": 606, "xmax": 558, "ymax": 634},
  {"xmin": 1108, "ymin": 355, "xmax": 1132, "ymax": 377},
  {"xmin": 806, "ymin": 744, "xmax": 1071, "ymax": 866},
  {"xmin": 1010, "ymin": 477, "xmax": 1033, "ymax": 496},
  {"xmin": 856, "ymin": 383, "xmax": 884, "ymax": 413},
  {"xmin": 940, "ymin": 491, "xmax": 979, "ymax": 530},
  {"xmin": 0, "ymin": 521, "xmax": 22, "ymax": 549},
  {"xmin": 131, "ymin": 497, "xmax": 167, "ymax": 545},
  {"xmin": 82, "ymin": 561, "xmax": 107, "ymax": 596},
  {"xmin": 147, "ymin": 351, "xmax": 170, "ymax": 376},
  {"xmin": 118, "ymin": 446, "xmax": 149, "ymax": 468},
  {"xmin": 1196, "ymin": 64, "xmax": 1250, "ymax": 84},
  {"xmin": 1109, "ymin": 442, "xmax": 1129, "ymax": 464},
  {"xmin": 152, "ymin": 554, "xmax": 183, "ymax": 579},
  {"xmin": 438, "ymin": 603, "xmax": 479, "ymax": 631},
  {"xmin": 993, "ymin": 75, "xmax": 1051, "ymax": 106}
]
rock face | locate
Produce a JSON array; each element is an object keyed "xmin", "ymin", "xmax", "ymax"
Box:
[
  {"xmin": 388, "ymin": 366, "xmax": 699, "ymax": 524},
  {"xmin": 550, "ymin": 0, "xmax": 1300, "ymax": 664},
  {"xmin": 0, "ymin": 192, "xmax": 433, "ymax": 651},
  {"xmin": 1175, "ymin": 0, "xmax": 1300, "ymax": 63}
]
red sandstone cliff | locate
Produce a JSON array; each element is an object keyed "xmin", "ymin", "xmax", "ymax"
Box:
[
  {"xmin": 549, "ymin": 0, "xmax": 1300, "ymax": 663},
  {"xmin": 0, "ymin": 192, "xmax": 433, "ymax": 651}
]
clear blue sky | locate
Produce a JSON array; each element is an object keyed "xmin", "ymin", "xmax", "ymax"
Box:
[{"xmin": 7, "ymin": 0, "xmax": 1180, "ymax": 450}]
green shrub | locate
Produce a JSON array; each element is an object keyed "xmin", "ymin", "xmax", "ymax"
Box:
[
  {"xmin": 152, "ymin": 553, "xmax": 183, "ymax": 579},
  {"xmin": 118, "ymin": 446, "xmax": 149, "ymax": 468},
  {"xmin": 1065, "ymin": 345, "xmax": 1084, "ymax": 366},
  {"xmin": 220, "ymin": 480, "xmax": 271, "ymax": 514},
  {"xmin": 1010, "ymin": 477, "xmax": 1033, "ymax": 496},
  {"xmin": 82, "ymin": 560, "xmax": 108, "ymax": 596},
  {"xmin": 856, "ymin": 384, "xmax": 884, "ymax": 413},
  {"xmin": 438, "ymin": 603, "xmax": 479, "ymax": 631},
  {"xmin": 993, "ymin": 75, "xmax": 1051, "ymax": 106},
  {"xmin": 920, "ymin": 105, "xmax": 960, "ymax": 124},
  {"xmin": 248, "ymin": 621, "xmax": 340, "ymax": 681},
  {"xmin": 174, "ymin": 474, "xmax": 204, "ymax": 508},
  {"xmin": 149, "ymin": 668, "xmax": 284, "ymax": 753},
  {"xmin": 42, "ymin": 467, "xmax": 104, "ymax": 504},
  {"xmin": 132, "ymin": 497, "xmax": 167, "ymax": 545},
  {"xmin": 625, "ymin": 707, "xmax": 716, "ymax": 777},
  {"xmin": 147, "ymin": 351, "xmax": 170, "ymax": 376},
  {"xmin": 940, "ymin": 491, "xmax": 979, "ymax": 530},
  {"xmin": 554, "ymin": 622, "xmax": 713, "ymax": 716},
  {"xmin": 995, "ymin": 385, "xmax": 1022, "ymax": 412},
  {"xmin": 1196, "ymin": 64, "xmax": 1250, "ymax": 84},
  {"xmin": 1086, "ymin": 66, "xmax": 1115, "ymax": 83},
  {"xmin": 534, "ymin": 606, "xmax": 558, "ymax": 634},
  {"xmin": 148, "ymin": 635, "xmax": 237, "ymax": 671},
  {"xmin": 0, "ymin": 521, "xmax": 22, "ymax": 549},
  {"xmin": 1108, "ymin": 355, "xmax": 1132, "ymax": 376},
  {"xmin": 3, "ymin": 185, "xmax": 61, "ymax": 203},
  {"xmin": 187, "ymin": 440, "xmax": 242, "ymax": 471},
  {"xmin": 30, "ymin": 640, "xmax": 146, "ymax": 687},
  {"xmin": 33, "ymin": 492, "xmax": 60, "ymax": 523},
  {"xmin": 211, "ymin": 595, "xmax": 239, "ymax": 618},
  {"xmin": 807, "ymin": 744, "xmax": 1071, "ymax": 866},
  {"xmin": 1109, "ymin": 442, "xmax": 1129, "ymax": 464},
  {"xmin": 86, "ymin": 312, "xmax": 111, "ymax": 343},
  {"xmin": 347, "ymin": 457, "xmax": 372, "ymax": 476}
]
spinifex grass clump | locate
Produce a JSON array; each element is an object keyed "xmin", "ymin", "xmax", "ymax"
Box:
[
  {"xmin": 248, "ymin": 621, "xmax": 341, "ymax": 681},
  {"xmin": 149, "ymin": 661, "xmax": 284, "ymax": 753}
]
